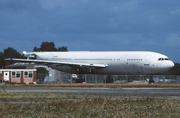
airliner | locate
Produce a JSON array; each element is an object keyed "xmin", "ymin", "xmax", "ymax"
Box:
[{"xmin": 6, "ymin": 51, "xmax": 174, "ymax": 75}]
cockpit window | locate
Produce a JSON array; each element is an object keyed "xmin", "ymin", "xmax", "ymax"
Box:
[
  {"xmin": 158, "ymin": 58, "xmax": 162, "ymax": 61},
  {"xmin": 158, "ymin": 58, "xmax": 169, "ymax": 61}
]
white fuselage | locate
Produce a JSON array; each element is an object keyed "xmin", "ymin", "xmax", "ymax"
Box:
[{"xmin": 28, "ymin": 51, "xmax": 174, "ymax": 75}]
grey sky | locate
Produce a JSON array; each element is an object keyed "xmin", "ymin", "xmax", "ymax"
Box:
[{"xmin": 0, "ymin": 0, "xmax": 180, "ymax": 62}]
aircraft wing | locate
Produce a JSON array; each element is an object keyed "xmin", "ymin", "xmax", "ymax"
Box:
[{"xmin": 5, "ymin": 58, "xmax": 108, "ymax": 68}]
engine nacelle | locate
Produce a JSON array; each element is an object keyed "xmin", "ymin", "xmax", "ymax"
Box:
[{"xmin": 22, "ymin": 51, "xmax": 37, "ymax": 59}]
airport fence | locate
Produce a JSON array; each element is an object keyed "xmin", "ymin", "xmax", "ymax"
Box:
[
  {"xmin": 40, "ymin": 73, "xmax": 180, "ymax": 84},
  {"xmin": 79, "ymin": 74, "xmax": 180, "ymax": 84}
]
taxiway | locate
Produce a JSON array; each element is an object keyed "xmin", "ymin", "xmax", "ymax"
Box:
[{"xmin": 1, "ymin": 87, "xmax": 180, "ymax": 97}]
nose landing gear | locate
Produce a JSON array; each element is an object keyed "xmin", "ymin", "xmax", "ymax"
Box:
[{"xmin": 148, "ymin": 76, "xmax": 154, "ymax": 84}]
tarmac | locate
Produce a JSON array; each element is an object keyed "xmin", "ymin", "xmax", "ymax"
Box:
[{"xmin": 1, "ymin": 86, "xmax": 180, "ymax": 98}]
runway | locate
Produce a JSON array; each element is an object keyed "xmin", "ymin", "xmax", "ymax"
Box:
[{"xmin": 1, "ymin": 86, "xmax": 180, "ymax": 97}]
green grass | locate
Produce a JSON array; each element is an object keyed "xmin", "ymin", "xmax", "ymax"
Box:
[{"xmin": 0, "ymin": 92, "xmax": 180, "ymax": 118}]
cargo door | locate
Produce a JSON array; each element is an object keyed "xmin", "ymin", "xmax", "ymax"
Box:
[{"xmin": 136, "ymin": 61, "xmax": 142, "ymax": 74}]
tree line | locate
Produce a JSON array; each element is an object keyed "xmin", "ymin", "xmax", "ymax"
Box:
[
  {"xmin": 0, "ymin": 41, "xmax": 67, "ymax": 68},
  {"xmin": 0, "ymin": 41, "xmax": 179, "ymax": 75}
]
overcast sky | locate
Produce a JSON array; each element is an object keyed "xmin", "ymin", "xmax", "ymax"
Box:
[{"xmin": 0, "ymin": 0, "xmax": 180, "ymax": 62}]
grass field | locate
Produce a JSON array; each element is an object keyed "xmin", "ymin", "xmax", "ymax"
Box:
[{"xmin": 0, "ymin": 92, "xmax": 180, "ymax": 118}]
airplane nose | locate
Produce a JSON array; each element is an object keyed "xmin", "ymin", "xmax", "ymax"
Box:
[
  {"xmin": 167, "ymin": 61, "xmax": 174, "ymax": 69},
  {"xmin": 170, "ymin": 61, "xmax": 174, "ymax": 67},
  {"xmin": 157, "ymin": 60, "xmax": 174, "ymax": 73}
]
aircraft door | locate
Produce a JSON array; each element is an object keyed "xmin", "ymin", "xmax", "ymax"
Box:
[
  {"xmin": 72, "ymin": 55, "xmax": 76, "ymax": 62},
  {"xmin": 143, "ymin": 54, "xmax": 151, "ymax": 73},
  {"xmin": 144, "ymin": 55, "xmax": 150, "ymax": 65},
  {"xmin": 121, "ymin": 55, "xmax": 128, "ymax": 73}
]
